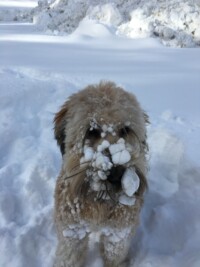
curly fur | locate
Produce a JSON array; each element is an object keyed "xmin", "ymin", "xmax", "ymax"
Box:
[{"xmin": 53, "ymin": 81, "xmax": 149, "ymax": 267}]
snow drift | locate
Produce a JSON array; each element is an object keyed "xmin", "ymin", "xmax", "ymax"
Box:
[{"xmin": 32, "ymin": 0, "xmax": 200, "ymax": 47}]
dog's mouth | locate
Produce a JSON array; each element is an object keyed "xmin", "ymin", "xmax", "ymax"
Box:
[
  {"xmin": 86, "ymin": 164, "xmax": 142, "ymax": 206},
  {"xmin": 106, "ymin": 165, "xmax": 126, "ymax": 189},
  {"xmin": 66, "ymin": 121, "xmax": 147, "ymax": 206},
  {"xmin": 78, "ymin": 135, "xmax": 144, "ymax": 205}
]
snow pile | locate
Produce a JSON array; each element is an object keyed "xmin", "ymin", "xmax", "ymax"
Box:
[
  {"xmin": 1, "ymin": 0, "xmax": 199, "ymax": 47},
  {"xmin": 0, "ymin": 8, "xmax": 29, "ymax": 22},
  {"xmin": 118, "ymin": 0, "xmax": 200, "ymax": 47},
  {"xmin": 0, "ymin": 1, "xmax": 37, "ymax": 22},
  {"xmin": 87, "ymin": 3, "xmax": 122, "ymax": 28},
  {"xmin": 33, "ymin": 0, "xmax": 89, "ymax": 33},
  {"xmin": 132, "ymin": 127, "xmax": 200, "ymax": 267},
  {"xmin": 32, "ymin": 0, "xmax": 200, "ymax": 47}
]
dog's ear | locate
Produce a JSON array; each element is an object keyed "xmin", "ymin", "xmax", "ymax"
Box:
[{"xmin": 54, "ymin": 102, "xmax": 68, "ymax": 156}]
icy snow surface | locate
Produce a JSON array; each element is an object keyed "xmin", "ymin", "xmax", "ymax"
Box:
[{"xmin": 0, "ymin": 1, "xmax": 200, "ymax": 266}]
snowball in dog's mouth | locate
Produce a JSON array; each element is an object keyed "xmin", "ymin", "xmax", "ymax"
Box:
[
  {"xmin": 80, "ymin": 139, "xmax": 140, "ymax": 206},
  {"xmin": 81, "ymin": 138, "xmax": 131, "ymax": 168},
  {"xmin": 119, "ymin": 168, "xmax": 140, "ymax": 206}
]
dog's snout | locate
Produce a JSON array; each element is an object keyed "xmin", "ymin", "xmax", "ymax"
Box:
[{"xmin": 107, "ymin": 166, "xmax": 126, "ymax": 187}]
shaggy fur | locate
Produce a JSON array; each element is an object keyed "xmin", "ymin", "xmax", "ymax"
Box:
[{"xmin": 53, "ymin": 81, "xmax": 149, "ymax": 267}]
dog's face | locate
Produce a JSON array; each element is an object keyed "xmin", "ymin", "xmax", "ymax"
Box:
[
  {"xmin": 54, "ymin": 82, "xmax": 148, "ymax": 205},
  {"xmin": 81, "ymin": 120, "xmax": 143, "ymax": 198}
]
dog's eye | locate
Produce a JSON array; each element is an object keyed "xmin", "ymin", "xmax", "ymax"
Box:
[
  {"xmin": 119, "ymin": 126, "xmax": 132, "ymax": 138},
  {"xmin": 85, "ymin": 128, "xmax": 101, "ymax": 140}
]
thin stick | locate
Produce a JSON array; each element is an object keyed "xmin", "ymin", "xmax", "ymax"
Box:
[
  {"xmin": 105, "ymin": 182, "xmax": 117, "ymax": 204},
  {"xmin": 63, "ymin": 168, "xmax": 87, "ymax": 180},
  {"xmin": 70, "ymin": 161, "xmax": 90, "ymax": 172}
]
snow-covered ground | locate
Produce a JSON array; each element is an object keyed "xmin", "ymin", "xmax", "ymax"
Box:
[{"xmin": 0, "ymin": 1, "xmax": 200, "ymax": 267}]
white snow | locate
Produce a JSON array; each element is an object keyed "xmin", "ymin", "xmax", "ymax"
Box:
[
  {"xmin": 112, "ymin": 150, "xmax": 131, "ymax": 165},
  {"xmin": 119, "ymin": 194, "xmax": 136, "ymax": 206},
  {"xmin": 121, "ymin": 168, "xmax": 140, "ymax": 197},
  {"xmin": 63, "ymin": 223, "xmax": 90, "ymax": 240},
  {"xmin": 87, "ymin": 3, "xmax": 122, "ymax": 27},
  {"xmin": 97, "ymin": 170, "xmax": 107, "ymax": 181},
  {"xmin": 93, "ymin": 152, "xmax": 111, "ymax": 171},
  {"xmin": 97, "ymin": 140, "xmax": 110, "ymax": 152},
  {"xmin": 109, "ymin": 138, "xmax": 131, "ymax": 165},
  {"xmin": 81, "ymin": 138, "xmax": 132, "ymax": 193},
  {"xmin": 80, "ymin": 146, "xmax": 94, "ymax": 163},
  {"xmin": 3, "ymin": 0, "xmax": 200, "ymax": 47},
  {"xmin": 0, "ymin": 1, "xmax": 200, "ymax": 267},
  {"xmin": 0, "ymin": 0, "xmax": 37, "ymax": 22},
  {"xmin": 28, "ymin": 0, "xmax": 200, "ymax": 47}
]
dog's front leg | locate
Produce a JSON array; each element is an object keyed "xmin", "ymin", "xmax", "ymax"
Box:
[
  {"xmin": 100, "ymin": 232, "xmax": 132, "ymax": 267},
  {"xmin": 53, "ymin": 235, "xmax": 89, "ymax": 267}
]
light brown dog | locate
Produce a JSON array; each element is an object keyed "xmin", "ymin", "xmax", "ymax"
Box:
[{"xmin": 53, "ymin": 81, "xmax": 149, "ymax": 267}]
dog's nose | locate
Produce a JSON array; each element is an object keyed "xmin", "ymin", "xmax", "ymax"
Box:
[{"xmin": 107, "ymin": 166, "xmax": 126, "ymax": 187}]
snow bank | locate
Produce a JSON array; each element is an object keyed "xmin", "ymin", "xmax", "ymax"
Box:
[
  {"xmin": 118, "ymin": 0, "xmax": 200, "ymax": 47},
  {"xmin": 1, "ymin": 0, "xmax": 200, "ymax": 47},
  {"xmin": 31, "ymin": 0, "xmax": 200, "ymax": 47},
  {"xmin": 0, "ymin": 0, "xmax": 37, "ymax": 22},
  {"xmin": 132, "ymin": 127, "xmax": 200, "ymax": 267},
  {"xmin": 0, "ymin": 68, "xmax": 59, "ymax": 267}
]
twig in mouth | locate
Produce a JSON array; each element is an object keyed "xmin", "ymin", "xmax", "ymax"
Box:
[{"xmin": 63, "ymin": 168, "xmax": 87, "ymax": 180}]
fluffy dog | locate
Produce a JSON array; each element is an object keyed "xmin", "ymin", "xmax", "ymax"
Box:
[{"xmin": 53, "ymin": 81, "xmax": 149, "ymax": 267}]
